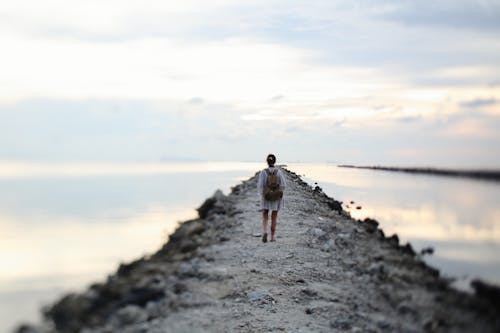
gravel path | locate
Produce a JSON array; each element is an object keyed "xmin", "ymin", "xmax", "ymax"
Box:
[{"xmin": 17, "ymin": 168, "xmax": 500, "ymax": 333}]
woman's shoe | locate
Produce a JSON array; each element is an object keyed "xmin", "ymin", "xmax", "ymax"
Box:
[{"xmin": 262, "ymin": 233, "xmax": 268, "ymax": 243}]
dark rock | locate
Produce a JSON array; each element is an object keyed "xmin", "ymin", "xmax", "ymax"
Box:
[
  {"xmin": 330, "ymin": 319, "xmax": 352, "ymax": 330},
  {"xmin": 177, "ymin": 261, "xmax": 200, "ymax": 277},
  {"xmin": 114, "ymin": 305, "xmax": 148, "ymax": 326},
  {"xmin": 173, "ymin": 282, "xmax": 188, "ymax": 294},
  {"xmin": 168, "ymin": 220, "xmax": 205, "ymax": 246},
  {"xmin": 301, "ymin": 288, "xmax": 318, "ymax": 297},
  {"xmin": 296, "ymin": 278, "xmax": 305, "ymax": 284},
  {"xmin": 117, "ymin": 257, "xmax": 146, "ymax": 277},
  {"xmin": 44, "ymin": 293, "xmax": 94, "ymax": 332},
  {"xmin": 376, "ymin": 317, "xmax": 392, "ymax": 330},
  {"xmin": 376, "ymin": 229, "xmax": 385, "ymax": 239},
  {"xmin": 14, "ymin": 324, "xmax": 41, "ymax": 333},
  {"xmin": 119, "ymin": 287, "xmax": 165, "ymax": 307},
  {"xmin": 196, "ymin": 190, "xmax": 227, "ymax": 218},
  {"xmin": 423, "ymin": 316, "xmax": 448, "ymax": 331},
  {"xmin": 313, "ymin": 185, "xmax": 323, "ymax": 193},
  {"xmin": 401, "ymin": 243, "xmax": 416, "ymax": 256},
  {"xmin": 197, "ymin": 197, "xmax": 217, "ymax": 219},
  {"xmin": 386, "ymin": 234, "xmax": 399, "ymax": 247},
  {"xmin": 356, "ymin": 206, "xmax": 362, "ymax": 210},
  {"xmin": 305, "ymin": 308, "xmax": 313, "ymax": 314},
  {"xmin": 397, "ymin": 302, "xmax": 416, "ymax": 315},
  {"xmin": 471, "ymin": 279, "xmax": 500, "ymax": 308},
  {"xmin": 362, "ymin": 218, "xmax": 379, "ymax": 233},
  {"xmin": 350, "ymin": 201, "xmax": 355, "ymax": 204},
  {"xmin": 327, "ymin": 199, "xmax": 343, "ymax": 214},
  {"xmin": 420, "ymin": 247, "xmax": 434, "ymax": 255}
]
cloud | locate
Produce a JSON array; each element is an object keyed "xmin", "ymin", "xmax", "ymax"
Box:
[
  {"xmin": 379, "ymin": 0, "xmax": 500, "ymax": 32},
  {"xmin": 1, "ymin": 1, "xmax": 500, "ymax": 167},
  {"xmin": 460, "ymin": 98, "xmax": 497, "ymax": 108}
]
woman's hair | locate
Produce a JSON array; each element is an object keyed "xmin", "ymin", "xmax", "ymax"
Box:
[{"xmin": 266, "ymin": 154, "xmax": 276, "ymax": 166}]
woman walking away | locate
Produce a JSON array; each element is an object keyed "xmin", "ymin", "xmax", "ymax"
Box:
[{"xmin": 257, "ymin": 154, "xmax": 286, "ymax": 243}]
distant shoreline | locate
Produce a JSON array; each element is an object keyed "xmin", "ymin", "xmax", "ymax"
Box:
[{"xmin": 338, "ymin": 165, "xmax": 500, "ymax": 182}]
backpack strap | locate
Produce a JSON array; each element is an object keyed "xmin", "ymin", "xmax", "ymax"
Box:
[{"xmin": 265, "ymin": 168, "xmax": 277, "ymax": 176}]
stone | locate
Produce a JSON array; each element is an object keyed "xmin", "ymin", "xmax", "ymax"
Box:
[
  {"xmin": 14, "ymin": 324, "xmax": 41, "ymax": 333},
  {"xmin": 115, "ymin": 305, "xmax": 148, "ymax": 326},
  {"xmin": 321, "ymin": 239, "xmax": 335, "ymax": 252},
  {"xmin": 362, "ymin": 218, "xmax": 379, "ymax": 233},
  {"xmin": 247, "ymin": 291, "xmax": 274, "ymax": 303},
  {"xmin": 310, "ymin": 228, "xmax": 326, "ymax": 238},
  {"xmin": 420, "ymin": 247, "xmax": 434, "ymax": 255},
  {"xmin": 329, "ymin": 319, "xmax": 352, "ymax": 330}
]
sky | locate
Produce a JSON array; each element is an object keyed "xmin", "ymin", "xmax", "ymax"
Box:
[{"xmin": 1, "ymin": 0, "xmax": 499, "ymax": 167}]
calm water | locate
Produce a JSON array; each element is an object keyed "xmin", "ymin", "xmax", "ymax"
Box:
[
  {"xmin": 0, "ymin": 162, "xmax": 261, "ymax": 333},
  {"xmin": 1, "ymin": 162, "xmax": 499, "ymax": 332},
  {"xmin": 287, "ymin": 163, "xmax": 500, "ymax": 290}
]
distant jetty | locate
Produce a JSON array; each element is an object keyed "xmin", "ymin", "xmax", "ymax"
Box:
[
  {"xmin": 338, "ymin": 165, "xmax": 500, "ymax": 182},
  {"xmin": 14, "ymin": 168, "xmax": 500, "ymax": 333}
]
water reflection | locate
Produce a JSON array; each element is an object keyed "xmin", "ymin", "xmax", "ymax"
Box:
[
  {"xmin": 288, "ymin": 163, "xmax": 500, "ymax": 288},
  {"xmin": 2, "ymin": 161, "xmax": 500, "ymax": 331},
  {"xmin": 0, "ymin": 162, "xmax": 259, "ymax": 332}
]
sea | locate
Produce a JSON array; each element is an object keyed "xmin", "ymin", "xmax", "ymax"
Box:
[{"xmin": 1, "ymin": 161, "xmax": 499, "ymax": 332}]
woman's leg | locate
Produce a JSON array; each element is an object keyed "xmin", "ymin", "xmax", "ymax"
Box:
[
  {"xmin": 262, "ymin": 209, "xmax": 269, "ymax": 242},
  {"xmin": 270, "ymin": 210, "xmax": 278, "ymax": 241}
]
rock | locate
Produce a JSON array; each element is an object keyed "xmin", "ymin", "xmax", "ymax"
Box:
[
  {"xmin": 376, "ymin": 318, "xmax": 391, "ymax": 330},
  {"xmin": 197, "ymin": 197, "xmax": 217, "ymax": 219},
  {"xmin": 329, "ymin": 319, "xmax": 352, "ymax": 330},
  {"xmin": 310, "ymin": 227, "xmax": 326, "ymax": 238},
  {"xmin": 173, "ymin": 282, "xmax": 188, "ymax": 294},
  {"xmin": 420, "ymin": 247, "xmax": 434, "ymax": 255},
  {"xmin": 120, "ymin": 286, "xmax": 165, "ymax": 307},
  {"xmin": 247, "ymin": 291, "xmax": 274, "ymax": 303},
  {"xmin": 327, "ymin": 199, "xmax": 343, "ymax": 214},
  {"xmin": 300, "ymin": 288, "xmax": 318, "ymax": 298},
  {"xmin": 197, "ymin": 190, "xmax": 226, "ymax": 218},
  {"xmin": 337, "ymin": 232, "xmax": 351, "ymax": 239},
  {"xmin": 423, "ymin": 316, "xmax": 448, "ymax": 331},
  {"xmin": 14, "ymin": 324, "xmax": 41, "ymax": 333},
  {"xmin": 321, "ymin": 239, "xmax": 335, "ymax": 252},
  {"xmin": 356, "ymin": 206, "xmax": 362, "ymax": 210},
  {"xmin": 386, "ymin": 234, "xmax": 399, "ymax": 247},
  {"xmin": 397, "ymin": 302, "xmax": 416, "ymax": 315},
  {"xmin": 114, "ymin": 305, "xmax": 148, "ymax": 326},
  {"xmin": 400, "ymin": 243, "xmax": 416, "ymax": 256},
  {"xmin": 305, "ymin": 308, "xmax": 313, "ymax": 314},
  {"xmin": 176, "ymin": 220, "xmax": 206, "ymax": 241},
  {"xmin": 117, "ymin": 257, "xmax": 147, "ymax": 277},
  {"xmin": 471, "ymin": 279, "xmax": 500, "ymax": 307},
  {"xmin": 362, "ymin": 218, "xmax": 379, "ymax": 233},
  {"xmin": 367, "ymin": 262, "xmax": 386, "ymax": 278},
  {"xmin": 177, "ymin": 261, "xmax": 200, "ymax": 277}
]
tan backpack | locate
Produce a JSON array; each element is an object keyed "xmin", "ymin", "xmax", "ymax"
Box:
[{"xmin": 264, "ymin": 169, "xmax": 283, "ymax": 201}]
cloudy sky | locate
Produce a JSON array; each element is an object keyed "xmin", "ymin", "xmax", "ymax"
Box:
[{"xmin": 1, "ymin": 0, "xmax": 499, "ymax": 166}]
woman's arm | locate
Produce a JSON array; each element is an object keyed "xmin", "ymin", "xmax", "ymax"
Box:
[{"xmin": 257, "ymin": 170, "xmax": 266, "ymax": 194}]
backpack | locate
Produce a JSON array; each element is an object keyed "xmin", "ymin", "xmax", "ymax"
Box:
[{"xmin": 264, "ymin": 169, "xmax": 283, "ymax": 201}]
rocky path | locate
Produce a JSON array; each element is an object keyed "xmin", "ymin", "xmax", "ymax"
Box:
[{"xmin": 18, "ymin": 168, "xmax": 500, "ymax": 333}]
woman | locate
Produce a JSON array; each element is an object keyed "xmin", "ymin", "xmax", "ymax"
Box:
[{"xmin": 257, "ymin": 154, "xmax": 286, "ymax": 243}]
